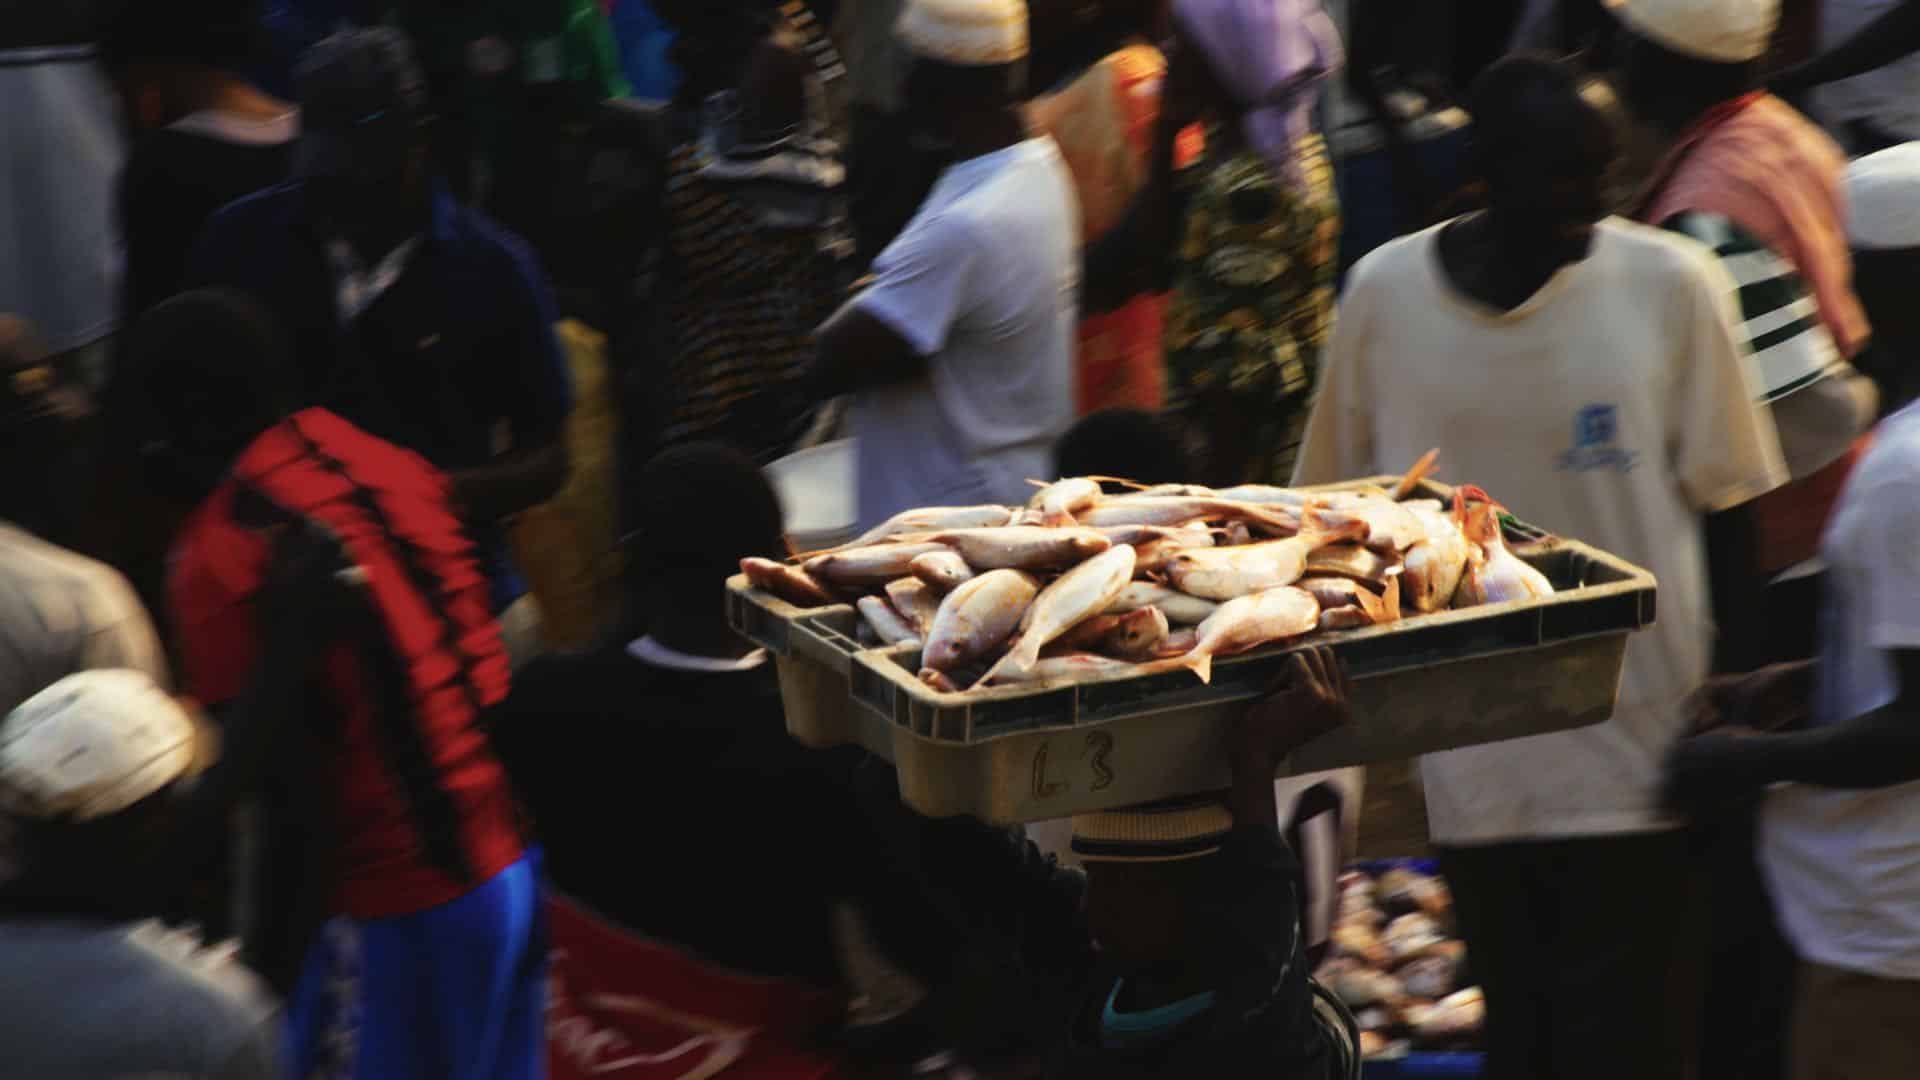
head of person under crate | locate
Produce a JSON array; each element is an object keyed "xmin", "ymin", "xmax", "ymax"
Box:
[{"xmin": 1056, "ymin": 647, "xmax": 1353, "ymax": 1076}]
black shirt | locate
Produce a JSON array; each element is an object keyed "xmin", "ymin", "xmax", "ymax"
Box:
[
  {"xmin": 118, "ymin": 124, "xmax": 295, "ymax": 324},
  {"xmin": 491, "ymin": 643, "xmax": 870, "ymax": 983}
]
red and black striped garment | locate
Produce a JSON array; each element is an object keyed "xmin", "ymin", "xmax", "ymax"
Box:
[{"xmin": 169, "ymin": 407, "xmax": 523, "ymax": 920}]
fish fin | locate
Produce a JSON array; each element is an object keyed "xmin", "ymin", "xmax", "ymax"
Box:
[
  {"xmin": 1353, "ymin": 585, "xmax": 1385, "ymax": 624},
  {"xmin": 1041, "ymin": 510, "xmax": 1079, "ymax": 528},
  {"xmin": 1184, "ymin": 650, "xmax": 1214, "ymax": 685},
  {"xmin": 1394, "ymin": 449, "xmax": 1441, "ymax": 500},
  {"xmin": 1382, "ymin": 575, "xmax": 1402, "ymax": 622},
  {"xmin": 1005, "ymin": 633, "xmax": 1045, "ymax": 674}
]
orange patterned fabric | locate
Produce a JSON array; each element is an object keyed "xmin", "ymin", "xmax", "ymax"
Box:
[{"xmin": 1031, "ymin": 45, "xmax": 1186, "ymax": 413}]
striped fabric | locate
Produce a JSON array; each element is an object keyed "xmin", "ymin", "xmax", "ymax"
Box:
[{"xmin": 1661, "ymin": 210, "xmax": 1848, "ymax": 404}]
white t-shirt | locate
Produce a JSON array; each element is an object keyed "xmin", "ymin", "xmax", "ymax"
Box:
[
  {"xmin": 1762, "ymin": 401, "xmax": 1920, "ymax": 979},
  {"xmin": 1815, "ymin": 0, "xmax": 1920, "ymax": 151},
  {"xmin": 850, "ymin": 137, "xmax": 1078, "ymax": 530},
  {"xmin": 1293, "ymin": 217, "xmax": 1787, "ymax": 844}
]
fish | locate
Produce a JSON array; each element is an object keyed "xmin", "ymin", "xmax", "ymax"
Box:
[
  {"xmin": 1304, "ymin": 544, "xmax": 1402, "ymax": 589},
  {"xmin": 1215, "ymin": 484, "xmax": 1310, "ymax": 506},
  {"xmin": 1401, "ymin": 501, "xmax": 1471, "ymax": 613},
  {"xmin": 1028, "ymin": 477, "xmax": 1103, "ymax": 526},
  {"xmin": 1106, "ymin": 604, "xmax": 1171, "ymax": 660},
  {"xmin": 898, "ymin": 527, "xmax": 1111, "ymax": 570},
  {"xmin": 1318, "ymin": 607, "xmax": 1374, "ymax": 632},
  {"xmin": 1000, "ymin": 545, "xmax": 1138, "ymax": 673},
  {"xmin": 1129, "ymin": 483, "xmax": 1218, "ymax": 498},
  {"xmin": 1103, "ymin": 581, "xmax": 1221, "ymax": 625},
  {"xmin": 1391, "ymin": 448, "xmax": 1442, "ymax": 500},
  {"xmin": 884, "ymin": 578, "xmax": 943, "ymax": 637},
  {"xmin": 1299, "ymin": 575, "xmax": 1371, "ymax": 612},
  {"xmin": 1181, "ymin": 587, "xmax": 1322, "ymax": 684},
  {"xmin": 919, "ymin": 668, "xmax": 962, "ymax": 694},
  {"xmin": 1306, "ymin": 491, "xmax": 1428, "ymax": 553},
  {"xmin": 1157, "ymin": 626, "xmax": 1200, "ymax": 657},
  {"xmin": 1166, "ymin": 516, "xmax": 1369, "ymax": 601},
  {"xmin": 805, "ymin": 542, "xmax": 953, "ymax": 589},
  {"xmin": 1078, "ymin": 496, "xmax": 1300, "ymax": 534},
  {"xmin": 740, "ymin": 557, "xmax": 837, "ymax": 607},
  {"xmin": 909, "ymin": 550, "xmax": 975, "ymax": 592},
  {"xmin": 857, "ymin": 596, "xmax": 922, "ymax": 647},
  {"xmin": 849, "ymin": 505, "xmax": 1014, "ymax": 547},
  {"xmin": 922, "ymin": 569, "xmax": 1041, "ymax": 671},
  {"xmin": 1453, "ymin": 485, "xmax": 1554, "ymax": 607},
  {"xmin": 1092, "ymin": 523, "xmax": 1193, "ymax": 547},
  {"xmin": 1132, "ymin": 522, "xmax": 1218, "ymax": 574},
  {"xmin": 1048, "ymin": 613, "xmax": 1126, "ymax": 654},
  {"xmin": 979, "ymin": 652, "xmax": 1177, "ymax": 687}
]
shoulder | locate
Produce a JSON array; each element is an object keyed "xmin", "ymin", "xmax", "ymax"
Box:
[
  {"xmin": 1594, "ymin": 218, "xmax": 1728, "ymax": 290},
  {"xmin": 443, "ymin": 203, "xmax": 553, "ymax": 295},
  {"xmin": 1341, "ymin": 223, "xmax": 1440, "ymax": 299}
]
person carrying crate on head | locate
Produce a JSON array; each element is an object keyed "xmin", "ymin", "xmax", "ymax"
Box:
[{"xmin": 1048, "ymin": 646, "xmax": 1360, "ymax": 1079}]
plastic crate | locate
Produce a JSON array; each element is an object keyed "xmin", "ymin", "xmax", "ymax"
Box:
[{"xmin": 727, "ymin": 478, "xmax": 1657, "ymax": 823}]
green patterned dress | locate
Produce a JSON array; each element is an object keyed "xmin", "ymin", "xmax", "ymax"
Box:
[{"xmin": 1164, "ymin": 134, "xmax": 1340, "ymax": 484}]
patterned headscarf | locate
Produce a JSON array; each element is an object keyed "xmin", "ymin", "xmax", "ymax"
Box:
[{"xmin": 1171, "ymin": 0, "xmax": 1343, "ymax": 179}]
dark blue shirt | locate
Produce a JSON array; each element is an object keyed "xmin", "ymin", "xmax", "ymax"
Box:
[{"xmin": 187, "ymin": 180, "xmax": 573, "ymax": 605}]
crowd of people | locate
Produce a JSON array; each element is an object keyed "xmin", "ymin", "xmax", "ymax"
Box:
[{"xmin": 6, "ymin": 0, "xmax": 1920, "ymax": 1078}]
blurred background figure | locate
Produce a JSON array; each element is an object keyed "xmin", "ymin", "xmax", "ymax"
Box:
[
  {"xmin": 1846, "ymin": 142, "xmax": 1920, "ymax": 416},
  {"xmin": 653, "ymin": 29, "xmax": 850, "ymax": 464},
  {"xmin": 0, "ymin": 315, "xmax": 167, "ymax": 716},
  {"xmin": 105, "ymin": 0, "xmax": 297, "ymax": 328},
  {"xmin": 0, "ymin": 670, "xmax": 281, "ymax": 1080},
  {"xmin": 0, "ymin": 1, "xmax": 125, "ymax": 391},
  {"xmin": 1084, "ymin": 0, "xmax": 1345, "ymax": 486},
  {"xmin": 1774, "ymin": 0, "xmax": 1920, "ymax": 153},
  {"xmin": 1028, "ymin": 0, "xmax": 1178, "ymax": 415}
]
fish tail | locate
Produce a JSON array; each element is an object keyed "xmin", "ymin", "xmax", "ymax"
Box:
[
  {"xmin": 1394, "ymin": 448, "xmax": 1442, "ymax": 499},
  {"xmin": 1183, "ymin": 649, "xmax": 1214, "ymax": 685}
]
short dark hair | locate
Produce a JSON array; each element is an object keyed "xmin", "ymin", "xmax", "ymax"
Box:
[
  {"xmin": 630, "ymin": 442, "xmax": 785, "ymax": 574},
  {"xmin": 1055, "ymin": 409, "xmax": 1193, "ymax": 486},
  {"xmin": 1469, "ymin": 53, "xmax": 1617, "ymax": 179},
  {"xmin": 118, "ymin": 288, "xmax": 297, "ymax": 505}
]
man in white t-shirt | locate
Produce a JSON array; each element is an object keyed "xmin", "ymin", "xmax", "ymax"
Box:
[
  {"xmin": 815, "ymin": 0, "xmax": 1078, "ymax": 530},
  {"xmin": 1293, "ymin": 56, "xmax": 1786, "ymax": 1079}
]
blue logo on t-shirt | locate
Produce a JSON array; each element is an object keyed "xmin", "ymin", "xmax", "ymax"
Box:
[{"xmin": 1557, "ymin": 404, "xmax": 1639, "ymax": 472}]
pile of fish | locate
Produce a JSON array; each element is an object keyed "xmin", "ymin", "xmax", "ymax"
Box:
[
  {"xmin": 1319, "ymin": 865, "xmax": 1485, "ymax": 1060},
  {"xmin": 739, "ymin": 453, "xmax": 1556, "ymax": 693}
]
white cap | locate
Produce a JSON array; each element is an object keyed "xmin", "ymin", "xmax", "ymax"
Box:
[
  {"xmin": 896, "ymin": 0, "xmax": 1028, "ymax": 67},
  {"xmin": 1605, "ymin": 0, "xmax": 1779, "ymax": 63},
  {"xmin": 1846, "ymin": 142, "xmax": 1920, "ymax": 249},
  {"xmin": 0, "ymin": 671, "xmax": 201, "ymax": 822}
]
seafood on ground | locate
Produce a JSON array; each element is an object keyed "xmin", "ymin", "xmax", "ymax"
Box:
[
  {"xmin": 857, "ymin": 596, "xmax": 921, "ymax": 647},
  {"xmin": 922, "ymin": 569, "xmax": 1041, "ymax": 671},
  {"xmin": 909, "ymin": 550, "xmax": 975, "ymax": 592},
  {"xmin": 1181, "ymin": 586, "xmax": 1322, "ymax": 684},
  {"xmin": 1320, "ymin": 860, "xmax": 1482, "ymax": 1060},
  {"xmin": 1452, "ymin": 485, "xmax": 1553, "ymax": 607}
]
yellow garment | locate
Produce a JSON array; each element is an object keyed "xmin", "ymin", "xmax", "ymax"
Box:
[{"xmin": 508, "ymin": 319, "xmax": 622, "ymax": 649}]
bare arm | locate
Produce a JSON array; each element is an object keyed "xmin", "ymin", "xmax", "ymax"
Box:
[
  {"xmin": 450, "ymin": 437, "xmax": 570, "ymax": 523},
  {"xmin": 812, "ymin": 298, "xmax": 933, "ymax": 399},
  {"xmin": 1664, "ymin": 650, "xmax": 1920, "ymax": 813}
]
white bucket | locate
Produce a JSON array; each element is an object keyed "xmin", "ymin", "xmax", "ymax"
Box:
[{"xmin": 765, "ymin": 438, "xmax": 858, "ymax": 552}]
